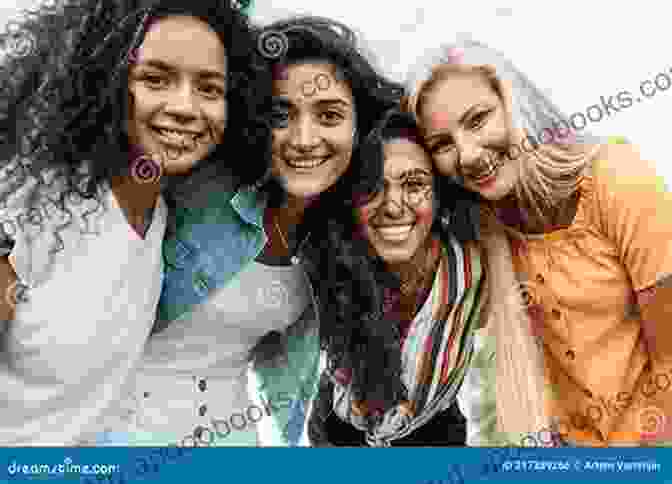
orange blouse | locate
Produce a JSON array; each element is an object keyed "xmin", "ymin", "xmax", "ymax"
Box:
[{"xmin": 507, "ymin": 141, "xmax": 672, "ymax": 446}]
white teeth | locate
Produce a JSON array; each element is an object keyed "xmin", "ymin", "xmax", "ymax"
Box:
[
  {"xmin": 377, "ymin": 225, "xmax": 413, "ymax": 241},
  {"xmin": 156, "ymin": 128, "xmax": 200, "ymax": 144},
  {"xmin": 287, "ymin": 157, "xmax": 328, "ymax": 169}
]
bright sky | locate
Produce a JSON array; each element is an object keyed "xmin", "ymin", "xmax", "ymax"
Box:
[{"xmin": 3, "ymin": 0, "xmax": 671, "ymax": 179}]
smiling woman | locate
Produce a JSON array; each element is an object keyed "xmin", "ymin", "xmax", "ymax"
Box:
[
  {"xmin": 0, "ymin": 0, "xmax": 270, "ymax": 446},
  {"xmin": 307, "ymin": 109, "xmax": 487, "ymax": 446},
  {"xmin": 127, "ymin": 15, "xmax": 228, "ymax": 176}
]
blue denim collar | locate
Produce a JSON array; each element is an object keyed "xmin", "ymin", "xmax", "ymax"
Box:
[{"xmin": 230, "ymin": 186, "xmax": 267, "ymax": 228}]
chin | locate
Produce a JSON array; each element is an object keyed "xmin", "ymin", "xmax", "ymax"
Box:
[{"xmin": 280, "ymin": 178, "xmax": 336, "ymax": 200}]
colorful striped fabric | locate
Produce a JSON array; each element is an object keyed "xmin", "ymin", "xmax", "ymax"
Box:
[{"xmin": 330, "ymin": 235, "xmax": 486, "ymax": 446}]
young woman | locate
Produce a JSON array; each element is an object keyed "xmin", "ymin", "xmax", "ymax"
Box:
[
  {"xmin": 406, "ymin": 39, "xmax": 672, "ymax": 446},
  {"xmin": 306, "ymin": 109, "xmax": 486, "ymax": 446},
  {"xmin": 97, "ymin": 15, "xmax": 405, "ymax": 446},
  {"xmin": 0, "ymin": 0, "xmax": 269, "ymax": 445}
]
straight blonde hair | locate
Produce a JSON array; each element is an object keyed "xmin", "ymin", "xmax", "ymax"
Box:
[{"xmin": 405, "ymin": 39, "xmax": 604, "ymax": 443}]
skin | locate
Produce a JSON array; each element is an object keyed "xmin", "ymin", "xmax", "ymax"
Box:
[
  {"xmin": 263, "ymin": 61, "xmax": 356, "ymax": 260},
  {"xmin": 419, "ymin": 69, "xmax": 579, "ymax": 232},
  {"xmin": 357, "ymin": 139, "xmax": 436, "ymax": 267},
  {"xmin": 270, "ymin": 62, "xmax": 355, "ymax": 201},
  {"xmin": 119, "ymin": 15, "xmax": 228, "ymax": 237},
  {"xmin": 357, "ymin": 139, "xmax": 440, "ymax": 318},
  {"xmin": 127, "ymin": 15, "xmax": 227, "ymax": 175},
  {"xmin": 0, "ymin": 16, "xmax": 228, "ymax": 318},
  {"xmin": 419, "ymin": 70, "xmax": 516, "ymax": 201}
]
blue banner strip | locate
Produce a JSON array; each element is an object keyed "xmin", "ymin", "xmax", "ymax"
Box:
[{"xmin": 1, "ymin": 448, "xmax": 669, "ymax": 484}]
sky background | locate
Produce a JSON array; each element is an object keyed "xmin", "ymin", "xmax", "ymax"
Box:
[{"xmin": 2, "ymin": 0, "xmax": 671, "ymax": 180}]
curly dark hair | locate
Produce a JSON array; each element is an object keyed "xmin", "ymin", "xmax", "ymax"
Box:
[
  {"xmin": 248, "ymin": 16, "xmax": 406, "ymax": 363},
  {"xmin": 0, "ymin": 0, "xmax": 270, "ymax": 252},
  {"xmin": 303, "ymin": 107, "xmax": 481, "ymax": 420}
]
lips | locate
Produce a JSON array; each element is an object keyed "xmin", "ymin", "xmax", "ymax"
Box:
[
  {"xmin": 471, "ymin": 166, "xmax": 499, "ymax": 186},
  {"xmin": 285, "ymin": 156, "xmax": 330, "ymax": 169},
  {"xmin": 375, "ymin": 224, "xmax": 415, "ymax": 242}
]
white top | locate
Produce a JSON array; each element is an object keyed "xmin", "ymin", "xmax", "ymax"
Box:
[
  {"xmin": 107, "ymin": 260, "xmax": 311, "ymax": 446},
  {"xmin": 0, "ymin": 186, "xmax": 167, "ymax": 445}
]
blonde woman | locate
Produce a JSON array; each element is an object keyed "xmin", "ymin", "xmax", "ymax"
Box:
[{"xmin": 405, "ymin": 39, "xmax": 672, "ymax": 446}]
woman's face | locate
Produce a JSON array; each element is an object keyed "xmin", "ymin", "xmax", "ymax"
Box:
[
  {"xmin": 419, "ymin": 70, "xmax": 518, "ymax": 201},
  {"xmin": 127, "ymin": 15, "xmax": 227, "ymax": 175},
  {"xmin": 356, "ymin": 139, "xmax": 435, "ymax": 265},
  {"xmin": 271, "ymin": 62, "xmax": 355, "ymax": 199}
]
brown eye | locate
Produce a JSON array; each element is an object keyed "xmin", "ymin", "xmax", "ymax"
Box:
[
  {"xmin": 140, "ymin": 74, "xmax": 168, "ymax": 89},
  {"xmin": 199, "ymin": 84, "xmax": 225, "ymax": 100},
  {"xmin": 469, "ymin": 110, "xmax": 490, "ymax": 130},
  {"xmin": 319, "ymin": 110, "xmax": 345, "ymax": 124}
]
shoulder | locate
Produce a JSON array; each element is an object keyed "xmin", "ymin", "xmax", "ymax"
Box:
[{"xmin": 588, "ymin": 140, "xmax": 663, "ymax": 190}]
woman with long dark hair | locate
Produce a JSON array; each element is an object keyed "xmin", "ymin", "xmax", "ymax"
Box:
[
  {"xmin": 95, "ymin": 15, "xmax": 406, "ymax": 446},
  {"xmin": 306, "ymin": 108, "xmax": 486, "ymax": 446},
  {"xmin": 0, "ymin": 0, "xmax": 268, "ymax": 445}
]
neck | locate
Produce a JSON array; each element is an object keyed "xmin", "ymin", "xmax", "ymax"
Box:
[
  {"xmin": 269, "ymin": 194, "xmax": 308, "ymax": 231},
  {"xmin": 387, "ymin": 235, "xmax": 440, "ymax": 295}
]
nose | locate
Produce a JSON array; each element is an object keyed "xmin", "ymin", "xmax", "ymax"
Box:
[
  {"xmin": 163, "ymin": 83, "xmax": 199, "ymax": 122},
  {"xmin": 455, "ymin": 136, "xmax": 491, "ymax": 176},
  {"xmin": 381, "ymin": 184, "xmax": 406, "ymax": 219},
  {"xmin": 288, "ymin": 114, "xmax": 320, "ymax": 151}
]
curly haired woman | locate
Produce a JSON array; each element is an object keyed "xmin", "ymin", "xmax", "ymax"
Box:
[
  {"xmin": 0, "ymin": 0, "xmax": 270, "ymax": 445},
  {"xmin": 305, "ymin": 108, "xmax": 486, "ymax": 446}
]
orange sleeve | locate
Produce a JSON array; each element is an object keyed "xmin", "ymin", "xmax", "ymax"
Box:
[
  {"xmin": 592, "ymin": 142, "xmax": 672, "ymax": 291},
  {"xmin": 591, "ymin": 142, "xmax": 672, "ymax": 362}
]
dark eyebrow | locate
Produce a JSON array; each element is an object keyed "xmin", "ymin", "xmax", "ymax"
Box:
[
  {"xmin": 315, "ymin": 99, "xmax": 352, "ymax": 109},
  {"xmin": 138, "ymin": 59, "xmax": 226, "ymax": 82},
  {"xmin": 271, "ymin": 96, "xmax": 352, "ymax": 109}
]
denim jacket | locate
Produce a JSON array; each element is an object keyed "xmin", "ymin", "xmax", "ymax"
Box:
[{"xmin": 155, "ymin": 173, "xmax": 321, "ymax": 446}]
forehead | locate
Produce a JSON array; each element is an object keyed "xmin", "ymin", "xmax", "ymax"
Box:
[
  {"xmin": 272, "ymin": 62, "xmax": 353, "ymax": 102},
  {"xmin": 139, "ymin": 15, "xmax": 226, "ymax": 73},
  {"xmin": 383, "ymin": 139, "xmax": 433, "ymax": 175},
  {"xmin": 422, "ymin": 71, "xmax": 499, "ymax": 130}
]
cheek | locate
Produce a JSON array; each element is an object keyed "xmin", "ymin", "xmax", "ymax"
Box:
[
  {"xmin": 416, "ymin": 205, "xmax": 434, "ymax": 227},
  {"xmin": 431, "ymin": 155, "xmax": 458, "ymax": 177},
  {"xmin": 328, "ymin": 125, "xmax": 355, "ymax": 158}
]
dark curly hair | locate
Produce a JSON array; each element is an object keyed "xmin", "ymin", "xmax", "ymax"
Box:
[
  {"xmin": 304, "ymin": 107, "xmax": 481, "ymax": 419},
  {"xmin": 247, "ymin": 17, "xmax": 409, "ymax": 365},
  {"xmin": 0, "ymin": 0, "xmax": 270, "ymax": 252}
]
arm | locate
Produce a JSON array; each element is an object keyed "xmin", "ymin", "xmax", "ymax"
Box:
[
  {"xmin": 591, "ymin": 142, "xmax": 672, "ymax": 364},
  {"xmin": 306, "ymin": 371, "xmax": 336, "ymax": 447},
  {"xmin": 0, "ymin": 256, "xmax": 16, "ymax": 335}
]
